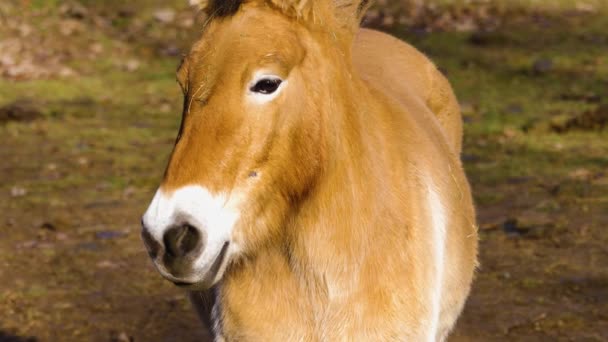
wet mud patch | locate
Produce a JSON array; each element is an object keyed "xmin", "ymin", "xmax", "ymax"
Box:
[
  {"xmin": 550, "ymin": 105, "xmax": 608, "ymax": 133},
  {"xmin": 0, "ymin": 99, "xmax": 42, "ymax": 125}
]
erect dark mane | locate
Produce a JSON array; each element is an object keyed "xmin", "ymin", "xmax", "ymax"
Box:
[
  {"xmin": 208, "ymin": 0, "xmax": 243, "ymax": 17},
  {"xmin": 202, "ymin": 0, "xmax": 372, "ymax": 23}
]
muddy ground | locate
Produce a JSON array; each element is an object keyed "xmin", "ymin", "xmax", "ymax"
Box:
[{"xmin": 1, "ymin": 1, "xmax": 607, "ymax": 341}]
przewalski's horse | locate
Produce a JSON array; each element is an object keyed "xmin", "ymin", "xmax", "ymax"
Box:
[{"xmin": 141, "ymin": 0, "xmax": 478, "ymax": 340}]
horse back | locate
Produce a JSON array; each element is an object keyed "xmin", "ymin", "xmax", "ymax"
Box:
[{"xmin": 353, "ymin": 28, "xmax": 463, "ymax": 155}]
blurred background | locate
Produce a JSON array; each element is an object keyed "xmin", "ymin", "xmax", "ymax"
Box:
[{"xmin": 0, "ymin": 0, "xmax": 607, "ymax": 341}]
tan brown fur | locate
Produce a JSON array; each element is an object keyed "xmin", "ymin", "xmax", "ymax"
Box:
[{"xmin": 160, "ymin": 0, "xmax": 477, "ymax": 340}]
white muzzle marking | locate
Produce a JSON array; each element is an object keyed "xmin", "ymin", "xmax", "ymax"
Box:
[{"xmin": 142, "ymin": 185, "xmax": 242, "ymax": 284}]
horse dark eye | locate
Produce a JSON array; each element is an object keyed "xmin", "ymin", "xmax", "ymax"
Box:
[{"xmin": 250, "ymin": 78, "xmax": 282, "ymax": 95}]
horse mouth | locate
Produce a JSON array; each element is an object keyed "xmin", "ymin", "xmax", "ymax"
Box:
[
  {"xmin": 170, "ymin": 241, "xmax": 231, "ymax": 289},
  {"xmin": 173, "ymin": 281, "xmax": 195, "ymax": 287}
]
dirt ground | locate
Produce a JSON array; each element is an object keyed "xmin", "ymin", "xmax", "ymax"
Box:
[{"xmin": 1, "ymin": 1, "xmax": 607, "ymax": 341}]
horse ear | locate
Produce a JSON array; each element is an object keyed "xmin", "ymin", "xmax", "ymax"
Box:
[
  {"xmin": 264, "ymin": 0, "xmax": 372, "ymax": 34},
  {"xmin": 333, "ymin": 0, "xmax": 372, "ymax": 33}
]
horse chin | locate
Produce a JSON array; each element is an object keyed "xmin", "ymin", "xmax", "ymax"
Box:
[
  {"xmin": 159, "ymin": 241, "xmax": 233, "ymax": 291},
  {"xmin": 172, "ymin": 279, "xmax": 217, "ymax": 291}
]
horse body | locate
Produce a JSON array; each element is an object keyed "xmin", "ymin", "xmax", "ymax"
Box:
[{"xmin": 142, "ymin": 2, "xmax": 477, "ymax": 341}]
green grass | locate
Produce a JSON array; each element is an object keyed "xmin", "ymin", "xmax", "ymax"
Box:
[{"xmin": 2, "ymin": 1, "xmax": 607, "ymax": 197}]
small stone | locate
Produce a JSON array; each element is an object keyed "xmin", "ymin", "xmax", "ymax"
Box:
[
  {"xmin": 58, "ymin": 67, "xmax": 77, "ymax": 78},
  {"xmin": 502, "ymin": 127, "xmax": 517, "ymax": 139},
  {"xmin": 110, "ymin": 331, "xmax": 134, "ymax": 342},
  {"xmin": 97, "ymin": 260, "xmax": 119, "ymax": 269},
  {"xmin": 502, "ymin": 218, "xmax": 528, "ymax": 237},
  {"xmin": 27, "ymin": 284, "xmax": 47, "ymax": 297},
  {"xmin": 117, "ymin": 7, "xmax": 136, "ymax": 18},
  {"xmin": 461, "ymin": 154, "xmax": 479, "ymax": 163},
  {"xmin": 532, "ymin": 58, "xmax": 553, "ymax": 75},
  {"xmin": 38, "ymin": 242, "xmax": 55, "ymax": 250},
  {"xmin": 89, "ymin": 43, "xmax": 104, "ymax": 54},
  {"xmin": 398, "ymin": 15, "xmax": 411, "ymax": 26},
  {"xmin": 40, "ymin": 222, "xmax": 57, "ymax": 232},
  {"xmin": 568, "ymin": 168, "xmax": 592, "ymax": 181},
  {"xmin": 365, "ymin": 9, "xmax": 380, "ymax": 22},
  {"xmin": 77, "ymin": 242, "xmax": 100, "ymax": 251},
  {"xmin": 459, "ymin": 102, "xmax": 476, "ymax": 115},
  {"xmin": 54, "ymin": 302, "xmax": 73, "ymax": 309},
  {"xmin": 124, "ymin": 59, "xmax": 141, "ymax": 72},
  {"xmin": 123, "ymin": 186, "xmax": 136, "ymax": 198},
  {"xmin": 77, "ymin": 157, "xmax": 89, "ymax": 166},
  {"xmin": 18, "ymin": 24, "xmax": 33, "ymax": 37},
  {"xmin": 576, "ymin": 2, "xmax": 597, "ymax": 13},
  {"xmin": 454, "ymin": 19, "xmax": 477, "ymax": 32},
  {"xmin": 154, "ymin": 8, "xmax": 176, "ymax": 24},
  {"xmin": 56, "ymin": 232, "xmax": 69, "ymax": 241},
  {"xmin": 179, "ymin": 17, "xmax": 195, "ymax": 28},
  {"xmin": 159, "ymin": 103, "xmax": 172, "ymax": 113},
  {"xmin": 59, "ymin": 19, "xmax": 83, "ymax": 36},
  {"xmin": 505, "ymin": 103, "xmax": 523, "ymax": 115},
  {"xmin": 95, "ymin": 231, "xmax": 126, "ymax": 240},
  {"xmin": 382, "ymin": 15, "xmax": 395, "ymax": 27},
  {"xmin": 18, "ymin": 240, "xmax": 38, "ymax": 249},
  {"xmin": 10, "ymin": 186, "xmax": 27, "ymax": 197},
  {"xmin": 506, "ymin": 177, "xmax": 532, "ymax": 185},
  {"xmin": 96, "ymin": 182, "xmax": 111, "ymax": 191},
  {"xmin": 59, "ymin": 2, "xmax": 88, "ymax": 19},
  {"xmin": 160, "ymin": 45, "xmax": 181, "ymax": 57}
]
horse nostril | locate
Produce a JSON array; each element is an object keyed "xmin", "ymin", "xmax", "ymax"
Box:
[
  {"xmin": 141, "ymin": 226, "xmax": 162, "ymax": 259},
  {"xmin": 163, "ymin": 224, "xmax": 202, "ymax": 258}
]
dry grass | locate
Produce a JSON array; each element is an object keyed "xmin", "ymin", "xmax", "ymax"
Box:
[{"xmin": 415, "ymin": 0, "xmax": 605, "ymax": 11}]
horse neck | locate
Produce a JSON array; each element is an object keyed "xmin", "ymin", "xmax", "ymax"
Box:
[{"xmin": 284, "ymin": 71, "xmax": 395, "ymax": 289}]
